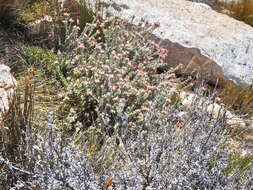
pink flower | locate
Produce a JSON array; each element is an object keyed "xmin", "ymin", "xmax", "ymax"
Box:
[
  {"xmin": 106, "ymin": 103, "xmax": 112, "ymax": 108},
  {"xmin": 146, "ymin": 83, "xmax": 156, "ymax": 90},
  {"xmin": 96, "ymin": 30, "xmax": 101, "ymax": 35},
  {"xmin": 115, "ymin": 68, "xmax": 124, "ymax": 73},
  {"xmin": 68, "ymin": 18, "xmax": 75, "ymax": 23},
  {"xmin": 78, "ymin": 42, "xmax": 85, "ymax": 48},
  {"xmin": 115, "ymin": 82, "xmax": 122, "ymax": 87},
  {"xmin": 100, "ymin": 23, "xmax": 105, "ymax": 28},
  {"xmin": 95, "ymin": 44, "xmax": 102, "ymax": 50},
  {"xmin": 137, "ymin": 70, "xmax": 145, "ymax": 77},
  {"xmin": 119, "ymin": 102, "xmax": 125, "ymax": 107},
  {"xmin": 111, "ymin": 50, "xmax": 117, "ymax": 56},
  {"xmin": 159, "ymin": 54, "xmax": 166, "ymax": 60},
  {"xmin": 97, "ymin": 11, "xmax": 103, "ymax": 15},
  {"xmin": 161, "ymin": 111, "xmax": 168, "ymax": 115},
  {"xmin": 123, "ymin": 51, "xmax": 128, "ymax": 55}
]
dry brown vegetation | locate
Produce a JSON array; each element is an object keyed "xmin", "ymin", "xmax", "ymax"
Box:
[
  {"xmin": 220, "ymin": 83, "xmax": 253, "ymax": 118},
  {"xmin": 218, "ymin": 0, "xmax": 253, "ymax": 26},
  {"xmin": 0, "ymin": 0, "xmax": 28, "ymax": 21}
]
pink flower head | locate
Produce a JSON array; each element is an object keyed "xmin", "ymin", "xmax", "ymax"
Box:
[
  {"xmin": 95, "ymin": 44, "xmax": 102, "ymax": 50},
  {"xmin": 117, "ymin": 53, "xmax": 123, "ymax": 57},
  {"xmin": 137, "ymin": 70, "xmax": 145, "ymax": 77},
  {"xmin": 78, "ymin": 42, "xmax": 85, "ymax": 48},
  {"xmin": 159, "ymin": 54, "xmax": 166, "ymax": 60},
  {"xmin": 100, "ymin": 23, "xmax": 105, "ymax": 28},
  {"xmin": 68, "ymin": 18, "xmax": 75, "ymax": 23},
  {"xmin": 111, "ymin": 50, "xmax": 117, "ymax": 56}
]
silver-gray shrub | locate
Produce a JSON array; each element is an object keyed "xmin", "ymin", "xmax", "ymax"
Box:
[
  {"xmin": 98, "ymin": 88, "xmax": 253, "ymax": 190},
  {"xmin": 2, "ymin": 91, "xmax": 253, "ymax": 189},
  {"xmin": 0, "ymin": 112, "xmax": 99, "ymax": 190}
]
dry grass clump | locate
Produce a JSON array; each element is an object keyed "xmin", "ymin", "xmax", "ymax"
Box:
[
  {"xmin": 219, "ymin": 83, "xmax": 253, "ymax": 118},
  {"xmin": 0, "ymin": 0, "xmax": 29, "ymax": 22},
  {"xmin": 218, "ymin": 0, "xmax": 253, "ymax": 26}
]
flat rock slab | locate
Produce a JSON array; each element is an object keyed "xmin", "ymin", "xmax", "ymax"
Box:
[
  {"xmin": 0, "ymin": 64, "xmax": 16, "ymax": 116},
  {"xmin": 104, "ymin": 0, "xmax": 253, "ymax": 85}
]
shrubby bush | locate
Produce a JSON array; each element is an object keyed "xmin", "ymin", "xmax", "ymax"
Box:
[
  {"xmin": 2, "ymin": 87, "xmax": 253, "ymax": 189},
  {"xmin": 1, "ymin": 111, "xmax": 99, "ymax": 190},
  {"xmin": 55, "ymin": 16, "xmax": 171, "ymax": 132},
  {"xmin": 1, "ymin": 11, "xmax": 253, "ymax": 190}
]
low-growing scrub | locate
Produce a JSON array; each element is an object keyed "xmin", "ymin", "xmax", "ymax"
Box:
[
  {"xmin": 1, "ymin": 2, "xmax": 253, "ymax": 189},
  {"xmin": 1, "ymin": 80, "xmax": 253, "ymax": 189}
]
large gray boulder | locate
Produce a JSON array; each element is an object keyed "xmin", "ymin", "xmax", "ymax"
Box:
[
  {"xmin": 0, "ymin": 64, "xmax": 16, "ymax": 116},
  {"xmin": 103, "ymin": 0, "xmax": 253, "ymax": 85}
]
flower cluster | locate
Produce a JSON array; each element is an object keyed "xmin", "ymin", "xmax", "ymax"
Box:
[{"xmin": 55, "ymin": 16, "xmax": 175, "ymax": 131}]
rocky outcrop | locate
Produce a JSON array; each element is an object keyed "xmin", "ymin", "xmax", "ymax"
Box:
[
  {"xmin": 146, "ymin": 33, "xmax": 235, "ymax": 89},
  {"xmin": 103, "ymin": 0, "xmax": 253, "ymax": 85},
  {"xmin": 0, "ymin": 64, "xmax": 16, "ymax": 117}
]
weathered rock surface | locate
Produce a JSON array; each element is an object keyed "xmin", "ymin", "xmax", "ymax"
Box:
[
  {"xmin": 146, "ymin": 33, "xmax": 235, "ymax": 89},
  {"xmin": 0, "ymin": 64, "xmax": 16, "ymax": 116},
  {"xmin": 103, "ymin": 0, "xmax": 253, "ymax": 85}
]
